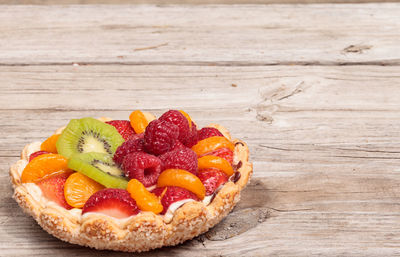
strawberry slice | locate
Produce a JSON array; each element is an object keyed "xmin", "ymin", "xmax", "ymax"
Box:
[
  {"xmin": 197, "ymin": 169, "xmax": 228, "ymax": 196},
  {"xmin": 106, "ymin": 120, "xmax": 136, "ymax": 141},
  {"xmin": 152, "ymin": 186, "xmax": 198, "ymax": 214},
  {"xmin": 36, "ymin": 172, "xmax": 73, "ymax": 209},
  {"xmin": 201, "ymin": 147, "xmax": 234, "ymax": 164},
  {"xmin": 29, "ymin": 150, "xmax": 50, "ymax": 162},
  {"xmin": 82, "ymin": 188, "xmax": 140, "ymax": 219}
]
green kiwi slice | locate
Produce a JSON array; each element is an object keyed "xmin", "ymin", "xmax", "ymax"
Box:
[
  {"xmin": 68, "ymin": 152, "xmax": 128, "ymax": 189},
  {"xmin": 56, "ymin": 117, "xmax": 124, "ymax": 159}
]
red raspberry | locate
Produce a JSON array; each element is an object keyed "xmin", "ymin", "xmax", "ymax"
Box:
[
  {"xmin": 106, "ymin": 120, "xmax": 135, "ymax": 141},
  {"xmin": 159, "ymin": 110, "xmax": 190, "ymax": 144},
  {"xmin": 171, "ymin": 140, "xmax": 185, "ymax": 150},
  {"xmin": 82, "ymin": 188, "xmax": 140, "ymax": 219},
  {"xmin": 113, "ymin": 137, "xmax": 145, "ymax": 166},
  {"xmin": 197, "ymin": 127, "xmax": 223, "ymax": 141},
  {"xmin": 183, "ymin": 122, "xmax": 198, "ymax": 148},
  {"xmin": 152, "ymin": 186, "xmax": 198, "ymax": 214},
  {"xmin": 29, "ymin": 151, "xmax": 50, "ymax": 162},
  {"xmin": 144, "ymin": 119, "xmax": 179, "ymax": 155},
  {"xmin": 197, "ymin": 169, "xmax": 228, "ymax": 196},
  {"xmin": 122, "ymin": 152, "xmax": 162, "ymax": 187},
  {"xmin": 201, "ymin": 147, "xmax": 234, "ymax": 164},
  {"xmin": 159, "ymin": 147, "xmax": 198, "ymax": 175}
]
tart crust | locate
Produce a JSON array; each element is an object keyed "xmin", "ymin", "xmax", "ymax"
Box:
[{"xmin": 9, "ymin": 123, "xmax": 252, "ymax": 252}]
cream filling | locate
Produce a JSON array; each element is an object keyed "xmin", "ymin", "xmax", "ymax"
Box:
[{"xmin": 163, "ymin": 199, "xmax": 195, "ymax": 223}]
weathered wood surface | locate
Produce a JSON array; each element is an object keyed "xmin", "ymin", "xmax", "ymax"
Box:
[
  {"xmin": 1, "ymin": 4, "xmax": 400, "ymax": 257},
  {"xmin": 0, "ymin": 5, "xmax": 400, "ymax": 65},
  {"xmin": 1, "ymin": 0, "xmax": 399, "ymax": 4}
]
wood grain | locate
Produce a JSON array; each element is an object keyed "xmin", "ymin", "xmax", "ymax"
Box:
[
  {"xmin": 1, "ymin": 3, "xmax": 400, "ymax": 256},
  {"xmin": 1, "ymin": 0, "xmax": 399, "ymax": 4},
  {"xmin": 1, "ymin": 64, "xmax": 400, "ymax": 256},
  {"xmin": 0, "ymin": 4, "xmax": 399, "ymax": 65}
]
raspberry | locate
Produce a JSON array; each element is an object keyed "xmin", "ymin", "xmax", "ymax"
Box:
[
  {"xmin": 201, "ymin": 147, "xmax": 234, "ymax": 164},
  {"xmin": 183, "ymin": 122, "xmax": 198, "ymax": 148},
  {"xmin": 29, "ymin": 151, "xmax": 50, "ymax": 162},
  {"xmin": 106, "ymin": 120, "xmax": 136, "ymax": 141},
  {"xmin": 113, "ymin": 137, "xmax": 145, "ymax": 166},
  {"xmin": 171, "ymin": 140, "xmax": 185, "ymax": 150},
  {"xmin": 122, "ymin": 152, "xmax": 162, "ymax": 187},
  {"xmin": 197, "ymin": 169, "xmax": 228, "ymax": 195},
  {"xmin": 144, "ymin": 119, "xmax": 179, "ymax": 155},
  {"xmin": 159, "ymin": 147, "xmax": 198, "ymax": 175},
  {"xmin": 152, "ymin": 186, "xmax": 198, "ymax": 214},
  {"xmin": 197, "ymin": 127, "xmax": 223, "ymax": 141},
  {"xmin": 159, "ymin": 110, "xmax": 190, "ymax": 144}
]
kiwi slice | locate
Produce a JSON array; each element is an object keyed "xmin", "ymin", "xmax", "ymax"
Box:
[
  {"xmin": 56, "ymin": 117, "xmax": 124, "ymax": 159},
  {"xmin": 68, "ymin": 152, "xmax": 128, "ymax": 189}
]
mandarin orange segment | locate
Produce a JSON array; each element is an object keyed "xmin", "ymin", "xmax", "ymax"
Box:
[
  {"xmin": 40, "ymin": 134, "xmax": 60, "ymax": 153},
  {"xmin": 157, "ymin": 169, "xmax": 205, "ymax": 199},
  {"xmin": 129, "ymin": 110, "xmax": 149, "ymax": 134},
  {"xmin": 64, "ymin": 172, "xmax": 105, "ymax": 208},
  {"xmin": 127, "ymin": 179, "xmax": 163, "ymax": 214},
  {"xmin": 21, "ymin": 154, "xmax": 70, "ymax": 183},
  {"xmin": 179, "ymin": 110, "xmax": 192, "ymax": 128},
  {"xmin": 197, "ymin": 155, "xmax": 234, "ymax": 176},
  {"xmin": 191, "ymin": 136, "xmax": 235, "ymax": 157}
]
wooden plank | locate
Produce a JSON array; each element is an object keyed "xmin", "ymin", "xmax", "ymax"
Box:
[
  {"xmin": 0, "ymin": 4, "xmax": 399, "ymax": 65},
  {"xmin": 1, "ymin": 64, "xmax": 400, "ymax": 256},
  {"xmin": 1, "ymin": 0, "xmax": 399, "ymax": 4}
]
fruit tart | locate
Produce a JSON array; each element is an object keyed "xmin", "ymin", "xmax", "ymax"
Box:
[{"xmin": 9, "ymin": 110, "xmax": 252, "ymax": 252}]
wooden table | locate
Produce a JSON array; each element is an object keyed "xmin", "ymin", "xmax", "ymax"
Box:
[{"xmin": 1, "ymin": 4, "xmax": 400, "ymax": 256}]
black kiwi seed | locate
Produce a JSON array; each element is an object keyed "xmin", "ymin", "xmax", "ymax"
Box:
[{"xmin": 77, "ymin": 130, "xmax": 113, "ymax": 155}]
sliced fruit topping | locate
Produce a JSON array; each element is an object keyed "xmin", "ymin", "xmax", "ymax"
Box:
[
  {"xmin": 159, "ymin": 147, "xmax": 198, "ymax": 175},
  {"xmin": 122, "ymin": 152, "xmax": 162, "ymax": 187},
  {"xmin": 197, "ymin": 127, "xmax": 223, "ymax": 141},
  {"xmin": 40, "ymin": 134, "xmax": 60, "ymax": 153},
  {"xmin": 157, "ymin": 169, "xmax": 205, "ymax": 199},
  {"xmin": 152, "ymin": 186, "xmax": 198, "ymax": 214},
  {"xmin": 198, "ymin": 155, "xmax": 234, "ymax": 176},
  {"xmin": 129, "ymin": 110, "xmax": 149, "ymax": 134},
  {"xmin": 64, "ymin": 172, "xmax": 104, "ymax": 208},
  {"xmin": 106, "ymin": 120, "xmax": 135, "ymax": 141},
  {"xmin": 179, "ymin": 110, "xmax": 192, "ymax": 128},
  {"xmin": 113, "ymin": 137, "xmax": 145, "ymax": 166},
  {"xmin": 197, "ymin": 169, "xmax": 228, "ymax": 196},
  {"xmin": 127, "ymin": 179, "xmax": 163, "ymax": 214},
  {"xmin": 159, "ymin": 110, "xmax": 190, "ymax": 144},
  {"xmin": 201, "ymin": 147, "xmax": 234, "ymax": 164},
  {"xmin": 82, "ymin": 188, "xmax": 140, "ymax": 219},
  {"xmin": 144, "ymin": 119, "xmax": 179, "ymax": 155},
  {"xmin": 68, "ymin": 152, "xmax": 128, "ymax": 189},
  {"xmin": 36, "ymin": 172, "xmax": 73, "ymax": 209},
  {"xmin": 191, "ymin": 136, "xmax": 235, "ymax": 157},
  {"xmin": 29, "ymin": 150, "xmax": 50, "ymax": 162},
  {"xmin": 21, "ymin": 154, "xmax": 70, "ymax": 183},
  {"xmin": 56, "ymin": 117, "xmax": 124, "ymax": 159}
]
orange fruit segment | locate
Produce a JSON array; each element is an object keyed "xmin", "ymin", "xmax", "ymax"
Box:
[
  {"xmin": 179, "ymin": 110, "xmax": 192, "ymax": 128},
  {"xmin": 191, "ymin": 136, "xmax": 235, "ymax": 157},
  {"xmin": 127, "ymin": 179, "xmax": 163, "ymax": 214},
  {"xmin": 198, "ymin": 155, "xmax": 234, "ymax": 176},
  {"xmin": 64, "ymin": 172, "xmax": 104, "ymax": 208},
  {"xmin": 21, "ymin": 154, "xmax": 70, "ymax": 183},
  {"xmin": 129, "ymin": 110, "xmax": 149, "ymax": 134},
  {"xmin": 40, "ymin": 134, "xmax": 60, "ymax": 153},
  {"xmin": 157, "ymin": 169, "xmax": 205, "ymax": 199}
]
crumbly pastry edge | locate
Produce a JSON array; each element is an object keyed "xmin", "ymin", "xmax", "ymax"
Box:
[{"xmin": 9, "ymin": 122, "xmax": 252, "ymax": 252}]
